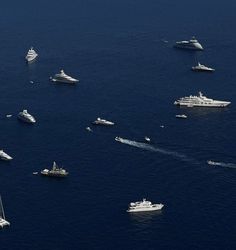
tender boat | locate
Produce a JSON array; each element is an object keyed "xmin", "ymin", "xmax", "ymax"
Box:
[
  {"xmin": 144, "ymin": 136, "xmax": 151, "ymax": 142},
  {"xmin": 192, "ymin": 62, "xmax": 215, "ymax": 72},
  {"xmin": 176, "ymin": 114, "xmax": 187, "ymax": 119},
  {"xmin": 174, "ymin": 92, "xmax": 231, "ymax": 108},
  {"xmin": 0, "ymin": 195, "xmax": 10, "ymax": 229},
  {"xmin": 92, "ymin": 117, "xmax": 115, "ymax": 126},
  {"xmin": 6, "ymin": 114, "xmax": 12, "ymax": 118},
  {"xmin": 18, "ymin": 110, "xmax": 36, "ymax": 124},
  {"xmin": 25, "ymin": 47, "xmax": 38, "ymax": 63},
  {"xmin": 41, "ymin": 161, "xmax": 68, "ymax": 177},
  {"xmin": 86, "ymin": 127, "xmax": 92, "ymax": 132},
  {"xmin": 174, "ymin": 37, "xmax": 203, "ymax": 50},
  {"xmin": 127, "ymin": 198, "xmax": 164, "ymax": 213},
  {"xmin": 50, "ymin": 70, "xmax": 79, "ymax": 84},
  {"xmin": 115, "ymin": 136, "xmax": 122, "ymax": 142},
  {"xmin": 0, "ymin": 150, "xmax": 13, "ymax": 161}
]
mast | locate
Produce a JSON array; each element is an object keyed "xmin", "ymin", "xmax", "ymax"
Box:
[{"xmin": 0, "ymin": 195, "xmax": 6, "ymax": 220}]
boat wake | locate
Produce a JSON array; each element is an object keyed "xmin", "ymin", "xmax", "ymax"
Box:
[
  {"xmin": 207, "ymin": 161, "xmax": 236, "ymax": 169},
  {"xmin": 116, "ymin": 138, "xmax": 195, "ymax": 163}
]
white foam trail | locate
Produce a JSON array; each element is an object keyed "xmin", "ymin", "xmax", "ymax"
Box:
[
  {"xmin": 207, "ymin": 161, "xmax": 236, "ymax": 169},
  {"xmin": 116, "ymin": 138, "xmax": 193, "ymax": 162}
]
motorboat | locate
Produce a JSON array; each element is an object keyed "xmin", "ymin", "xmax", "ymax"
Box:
[
  {"xmin": 41, "ymin": 161, "xmax": 68, "ymax": 177},
  {"xmin": 192, "ymin": 62, "xmax": 215, "ymax": 72},
  {"xmin": 18, "ymin": 110, "xmax": 36, "ymax": 123},
  {"xmin": 6, "ymin": 114, "xmax": 12, "ymax": 118},
  {"xmin": 86, "ymin": 127, "xmax": 92, "ymax": 132},
  {"xmin": 127, "ymin": 198, "xmax": 164, "ymax": 213},
  {"xmin": 174, "ymin": 92, "xmax": 231, "ymax": 108},
  {"xmin": 50, "ymin": 70, "xmax": 79, "ymax": 84},
  {"xmin": 144, "ymin": 136, "xmax": 151, "ymax": 142},
  {"xmin": 25, "ymin": 47, "xmax": 38, "ymax": 63},
  {"xmin": 0, "ymin": 150, "xmax": 13, "ymax": 161},
  {"xmin": 176, "ymin": 114, "xmax": 187, "ymax": 119},
  {"xmin": 0, "ymin": 195, "xmax": 10, "ymax": 229},
  {"xmin": 174, "ymin": 37, "xmax": 203, "ymax": 50},
  {"xmin": 92, "ymin": 117, "xmax": 115, "ymax": 126},
  {"xmin": 115, "ymin": 136, "xmax": 123, "ymax": 142}
]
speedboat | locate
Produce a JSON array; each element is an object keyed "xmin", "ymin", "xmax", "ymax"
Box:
[
  {"xmin": 86, "ymin": 127, "xmax": 92, "ymax": 132},
  {"xmin": 41, "ymin": 162, "xmax": 68, "ymax": 177},
  {"xmin": 25, "ymin": 47, "xmax": 38, "ymax": 63},
  {"xmin": 50, "ymin": 70, "xmax": 79, "ymax": 84},
  {"xmin": 127, "ymin": 198, "xmax": 164, "ymax": 213},
  {"xmin": 192, "ymin": 62, "xmax": 215, "ymax": 72},
  {"xmin": 6, "ymin": 114, "xmax": 12, "ymax": 118},
  {"xmin": 144, "ymin": 136, "xmax": 151, "ymax": 142},
  {"xmin": 93, "ymin": 117, "xmax": 115, "ymax": 126},
  {"xmin": 18, "ymin": 110, "xmax": 36, "ymax": 124},
  {"xmin": 0, "ymin": 150, "xmax": 13, "ymax": 161},
  {"xmin": 115, "ymin": 136, "xmax": 122, "ymax": 142},
  {"xmin": 174, "ymin": 92, "xmax": 231, "ymax": 108},
  {"xmin": 176, "ymin": 114, "xmax": 187, "ymax": 119},
  {"xmin": 174, "ymin": 37, "xmax": 203, "ymax": 50}
]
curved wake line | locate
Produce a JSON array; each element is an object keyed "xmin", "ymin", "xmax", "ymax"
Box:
[
  {"xmin": 208, "ymin": 161, "xmax": 236, "ymax": 169},
  {"xmin": 117, "ymin": 138, "xmax": 197, "ymax": 164}
]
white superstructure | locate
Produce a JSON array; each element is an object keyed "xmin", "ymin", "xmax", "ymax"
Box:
[
  {"xmin": 174, "ymin": 37, "xmax": 203, "ymax": 50},
  {"xmin": 127, "ymin": 198, "xmax": 164, "ymax": 213},
  {"xmin": 25, "ymin": 47, "xmax": 38, "ymax": 63},
  {"xmin": 50, "ymin": 70, "xmax": 79, "ymax": 84},
  {"xmin": 174, "ymin": 92, "xmax": 231, "ymax": 108},
  {"xmin": 0, "ymin": 150, "xmax": 13, "ymax": 161},
  {"xmin": 0, "ymin": 196, "xmax": 10, "ymax": 229},
  {"xmin": 93, "ymin": 117, "xmax": 115, "ymax": 126},
  {"xmin": 192, "ymin": 62, "xmax": 215, "ymax": 72},
  {"xmin": 18, "ymin": 110, "xmax": 36, "ymax": 124}
]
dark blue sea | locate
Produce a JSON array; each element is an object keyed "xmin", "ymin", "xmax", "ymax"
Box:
[{"xmin": 0, "ymin": 0, "xmax": 236, "ymax": 249}]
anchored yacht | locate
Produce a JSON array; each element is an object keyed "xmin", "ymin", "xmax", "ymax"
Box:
[
  {"xmin": 41, "ymin": 161, "xmax": 68, "ymax": 177},
  {"xmin": 192, "ymin": 62, "xmax": 215, "ymax": 72},
  {"xmin": 174, "ymin": 37, "xmax": 203, "ymax": 50},
  {"xmin": 93, "ymin": 117, "xmax": 114, "ymax": 126},
  {"xmin": 25, "ymin": 47, "xmax": 38, "ymax": 63},
  {"xmin": 174, "ymin": 92, "xmax": 231, "ymax": 108},
  {"xmin": 50, "ymin": 70, "xmax": 79, "ymax": 84},
  {"xmin": 127, "ymin": 198, "xmax": 164, "ymax": 213},
  {"xmin": 0, "ymin": 150, "xmax": 13, "ymax": 161},
  {"xmin": 0, "ymin": 195, "xmax": 10, "ymax": 229},
  {"xmin": 18, "ymin": 110, "xmax": 36, "ymax": 124}
]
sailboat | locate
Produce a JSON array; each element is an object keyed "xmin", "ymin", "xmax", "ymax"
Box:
[{"xmin": 0, "ymin": 195, "xmax": 10, "ymax": 228}]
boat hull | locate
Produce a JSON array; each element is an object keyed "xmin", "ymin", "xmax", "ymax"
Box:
[
  {"xmin": 174, "ymin": 103, "xmax": 230, "ymax": 108},
  {"xmin": 127, "ymin": 205, "xmax": 164, "ymax": 213}
]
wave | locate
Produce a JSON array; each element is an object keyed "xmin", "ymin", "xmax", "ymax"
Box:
[
  {"xmin": 207, "ymin": 160, "xmax": 236, "ymax": 169},
  {"xmin": 116, "ymin": 138, "xmax": 196, "ymax": 163}
]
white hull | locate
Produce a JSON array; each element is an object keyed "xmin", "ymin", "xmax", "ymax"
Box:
[
  {"xmin": 0, "ymin": 218, "xmax": 10, "ymax": 228},
  {"xmin": 0, "ymin": 151, "xmax": 13, "ymax": 161},
  {"xmin": 175, "ymin": 103, "xmax": 230, "ymax": 108},
  {"xmin": 127, "ymin": 205, "xmax": 164, "ymax": 213},
  {"xmin": 26, "ymin": 55, "xmax": 38, "ymax": 63},
  {"xmin": 51, "ymin": 78, "xmax": 78, "ymax": 84}
]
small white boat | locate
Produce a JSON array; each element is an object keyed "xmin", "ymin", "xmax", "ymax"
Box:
[
  {"xmin": 50, "ymin": 70, "xmax": 79, "ymax": 84},
  {"xmin": 0, "ymin": 195, "xmax": 10, "ymax": 229},
  {"xmin": 160, "ymin": 125, "xmax": 165, "ymax": 128},
  {"xmin": 25, "ymin": 47, "xmax": 38, "ymax": 63},
  {"xmin": 0, "ymin": 150, "xmax": 13, "ymax": 161},
  {"xmin": 93, "ymin": 117, "xmax": 115, "ymax": 126},
  {"xmin": 18, "ymin": 110, "xmax": 36, "ymax": 124},
  {"xmin": 115, "ymin": 136, "xmax": 122, "ymax": 142},
  {"xmin": 33, "ymin": 172, "xmax": 38, "ymax": 175},
  {"xmin": 6, "ymin": 114, "xmax": 12, "ymax": 118},
  {"xmin": 144, "ymin": 136, "xmax": 151, "ymax": 142},
  {"xmin": 176, "ymin": 114, "xmax": 187, "ymax": 119},
  {"xmin": 127, "ymin": 198, "xmax": 164, "ymax": 213},
  {"xmin": 192, "ymin": 62, "xmax": 215, "ymax": 72},
  {"xmin": 86, "ymin": 127, "xmax": 92, "ymax": 132}
]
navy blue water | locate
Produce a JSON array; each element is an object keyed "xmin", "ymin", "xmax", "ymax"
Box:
[{"xmin": 0, "ymin": 0, "xmax": 236, "ymax": 249}]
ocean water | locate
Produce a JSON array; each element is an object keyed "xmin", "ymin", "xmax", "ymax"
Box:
[{"xmin": 0, "ymin": 0, "xmax": 236, "ymax": 249}]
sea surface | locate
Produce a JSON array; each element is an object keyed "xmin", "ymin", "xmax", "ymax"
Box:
[{"xmin": 0, "ymin": 0, "xmax": 236, "ymax": 249}]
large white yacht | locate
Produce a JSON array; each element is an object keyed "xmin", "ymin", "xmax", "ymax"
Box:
[
  {"xmin": 18, "ymin": 110, "xmax": 36, "ymax": 124},
  {"xmin": 174, "ymin": 37, "xmax": 203, "ymax": 50},
  {"xmin": 50, "ymin": 70, "xmax": 79, "ymax": 84},
  {"xmin": 0, "ymin": 150, "xmax": 13, "ymax": 161},
  {"xmin": 192, "ymin": 62, "xmax": 215, "ymax": 72},
  {"xmin": 25, "ymin": 47, "xmax": 38, "ymax": 63},
  {"xmin": 174, "ymin": 92, "xmax": 231, "ymax": 108},
  {"xmin": 0, "ymin": 196, "xmax": 10, "ymax": 229},
  {"xmin": 127, "ymin": 198, "xmax": 164, "ymax": 213},
  {"xmin": 93, "ymin": 117, "xmax": 115, "ymax": 126}
]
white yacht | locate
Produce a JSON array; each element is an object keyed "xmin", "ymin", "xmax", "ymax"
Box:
[
  {"xmin": 174, "ymin": 92, "xmax": 231, "ymax": 108},
  {"xmin": 93, "ymin": 117, "xmax": 115, "ymax": 126},
  {"xmin": 192, "ymin": 62, "xmax": 215, "ymax": 72},
  {"xmin": 174, "ymin": 37, "xmax": 203, "ymax": 50},
  {"xmin": 176, "ymin": 114, "xmax": 187, "ymax": 119},
  {"xmin": 50, "ymin": 70, "xmax": 79, "ymax": 84},
  {"xmin": 25, "ymin": 47, "xmax": 38, "ymax": 63},
  {"xmin": 41, "ymin": 162, "xmax": 68, "ymax": 177},
  {"xmin": 0, "ymin": 196, "xmax": 10, "ymax": 229},
  {"xmin": 0, "ymin": 150, "xmax": 13, "ymax": 161},
  {"xmin": 127, "ymin": 198, "xmax": 164, "ymax": 213},
  {"xmin": 18, "ymin": 110, "xmax": 36, "ymax": 124}
]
